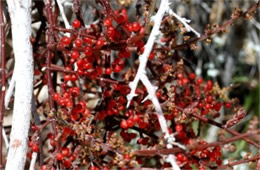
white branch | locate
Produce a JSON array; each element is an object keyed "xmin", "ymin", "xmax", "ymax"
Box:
[
  {"xmin": 126, "ymin": 0, "xmax": 168, "ymax": 108},
  {"xmin": 140, "ymin": 75, "xmax": 168, "ymax": 134},
  {"xmin": 56, "ymin": 0, "xmax": 70, "ymax": 29},
  {"xmin": 29, "ymin": 152, "xmax": 38, "ymax": 170},
  {"xmin": 126, "ymin": 1, "xmax": 182, "ymax": 169},
  {"xmin": 2, "ymin": 128, "xmax": 9, "ymax": 149},
  {"xmin": 167, "ymin": 8, "xmax": 200, "ymax": 37},
  {"xmin": 6, "ymin": 0, "xmax": 34, "ymax": 169},
  {"xmin": 140, "ymin": 75, "xmax": 181, "ymax": 170},
  {"xmin": 4, "ymin": 69, "xmax": 16, "ymax": 109},
  {"xmin": 56, "ymin": 0, "xmax": 70, "ymax": 37}
]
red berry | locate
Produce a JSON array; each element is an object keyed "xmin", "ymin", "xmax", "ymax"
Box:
[
  {"xmin": 117, "ymin": 14, "xmax": 126, "ymax": 24},
  {"xmin": 31, "ymin": 124, "xmax": 38, "ymax": 131},
  {"xmin": 203, "ymin": 109, "xmax": 210, "ymax": 115},
  {"xmin": 84, "ymin": 46, "xmax": 93, "ymax": 57},
  {"xmin": 206, "ymin": 80, "xmax": 213, "ymax": 90},
  {"xmin": 96, "ymin": 39, "xmax": 105, "ymax": 47},
  {"xmin": 63, "ymin": 159, "xmax": 72, "ymax": 168},
  {"xmin": 175, "ymin": 124, "xmax": 183, "ymax": 132},
  {"xmin": 138, "ymin": 120, "xmax": 147, "ymax": 129},
  {"xmin": 66, "ymin": 99, "xmax": 73, "ymax": 108},
  {"xmin": 52, "ymin": 93, "xmax": 60, "ymax": 101},
  {"xmin": 216, "ymin": 159, "xmax": 222, "ymax": 165},
  {"xmin": 29, "ymin": 141, "xmax": 35, "ymax": 148},
  {"xmin": 82, "ymin": 108, "xmax": 91, "ymax": 117},
  {"xmin": 156, "ymin": 90, "xmax": 162, "ymax": 98},
  {"xmin": 114, "ymin": 65, "xmax": 121, "ymax": 73},
  {"xmin": 71, "ymin": 50, "xmax": 79, "ymax": 59},
  {"xmin": 118, "ymin": 49, "xmax": 131, "ymax": 58},
  {"xmin": 177, "ymin": 73, "xmax": 183, "ymax": 79},
  {"xmin": 69, "ymin": 154, "xmax": 76, "ymax": 161},
  {"xmin": 61, "ymin": 36, "xmax": 71, "ymax": 45},
  {"xmin": 206, "ymin": 95, "xmax": 213, "ymax": 103},
  {"xmin": 189, "ymin": 73, "xmax": 196, "ymax": 80},
  {"xmin": 120, "ymin": 120, "xmax": 128, "ymax": 129},
  {"xmin": 104, "ymin": 18, "xmax": 112, "ymax": 27},
  {"xmin": 72, "ymin": 19, "xmax": 81, "ymax": 28},
  {"xmin": 182, "ymin": 78, "xmax": 189, "ymax": 85},
  {"xmin": 83, "ymin": 37, "xmax": 92, "ymax": 44},
  {"xmin": 126, "ymin": 119, "xmax": 134, "ymax": 127},
  {"xmin": 214, "ymin": 102, "xmax": 222, "ymax": 111},
  {"xmin": 83, "ymin": 62, "xmax": 92, "ymax": 69},
  {"xmin": 199, "ymin": 166, "xmax": 206, "ymax": 170},
  {"xmin": 74, "ymin": 38, "xmax": 83, "ymax": 47},
  {"xmin": 163, "ymin": 64, "xmax": 170, "ymax": 72},
  {"xmin": 205, "ymin": 103, "xmax": 212, "ymax": 110},
  {"xmin": 102, "ymin": 166, "xmax": 109, "ymax": 170},
  {"xmin": 63, "ymin": 91, "xmax": 70, "ymax": 98},
  {"xmin": 140, "ymin": 46, "xmax": 145, "ymax": 54},
  {"xmin": 124, "ymin": 154, "xmax": 130, "ymax": 160},
  {"xmin": 177, "ymin": 79, "xmax": 182, "ymax": 86},
  {"xmin": 176, "ymin": 153, "xmax": 185, "ymax": 161},
  {"xmin": 224, "ymin": 102, "xmax": 232, "ymax": 108},
  {"xmin": 64, "ymin": 74, "xmax": 71, "ymax": 81},
  {"xmin": 50, "ymin": 139, "xmax": 56, "ymax": 147},
  {"xmin": 70, "ymin": 87, "xmax": 80, "ymax": 97},
  {"xmin": 61, "ymin": 147, "xmax": 70, "ymax": 157},
  {"xmin": 71, "ymin": 74, "xmax": 78, "ymax": 81},
  {"xmin": 31, "ymin": 144, "xmax": 39, "ymax": 152},
  {"xmin": 89, "ymin": 166, "xmax": 99, "ymax": 170},
  {"xmin": 40, "ymin": 165, "xmax": 47, "ymax": 170},
  {"xmin": 47, "ymin": 133, "xmax": 54, "ymax": 140},
  {"xmin": 105, "ymin": 68, "xmax": 112, "ymax": 75},
  {"xmin": 196, "ymin": 77, "xmax": 203, "ymax": 85},
  {"xmin": 107, "ymin": 26, "xmax": 115, "ymax": 39},
  {"xmin": 132, "ymin": 115, "xmax": 140, "ymax": 123},
  {"xmin": 56, "ymin": 153, "xmax": 64, "ymax": 161},
  {"xmin": 131, "ymin": 22, "xmax": 141, "ymax": 32},
  {"xmin": 149, "ymin": 52, "xmax": 155, "ymax": 59}
]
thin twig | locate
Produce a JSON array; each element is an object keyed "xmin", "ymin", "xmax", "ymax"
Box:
[
  {"xmin": 190, "ymin": 112, "xmax": 260, "ymax": 148},
  {"xmin": 167, "ymin": 7, "xmax": 200, "ymax": 37},
  {"xmin": 43, "ymin": 0, "xmax": 59, "ymax": 164},
  {"xmin": 56, "ymin": 0, "xmax": 70, "ymax": 30},
  {"xmin": 2, "ymin": 128, "xmax": 9, "ymax": 150},
  {"xmin": 172, "ymin": 1, "xmax": 260, "ymax": 50},
  {"xmin": 189, "ymin": 129, "xmax": 260, "ymax": 150},
  {"xmin": 217, "ymin": 154, "xmax": 260, "ymax": 169}
]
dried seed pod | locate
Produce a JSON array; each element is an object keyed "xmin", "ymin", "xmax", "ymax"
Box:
[{"xmin": 225, "ymin": 108, "xmax": 246, "ymax": 128}]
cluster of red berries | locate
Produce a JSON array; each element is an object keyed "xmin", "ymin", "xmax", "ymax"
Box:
[
  {"xmin": 52, "ymin": 84, "xmax": 91, "ymax": 121},
  {"xmin": 55, "ymin": 147, "xmax": 75, "ymax": 168},
  {"xmin": 28, "ymin": 1, "xmax": 246, "ymax": 168},
  {"xmin": 173, "ymin": 73, "xmax": 233, "ymax": 116},
  {"xmin": 120, "ymin": 114, "xmax": 141, "ymax": 129}
]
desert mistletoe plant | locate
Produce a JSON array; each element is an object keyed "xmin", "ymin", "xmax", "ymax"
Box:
[{"xmin": 0, "ymin": 0, "xmax": 259, "ymax": 169}]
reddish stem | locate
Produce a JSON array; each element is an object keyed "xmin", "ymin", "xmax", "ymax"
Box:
[
  {"xmin": 218, "ymin": 154, "xmax": 260, "ymax": 169},
  {"xmin": 190, "ymin": 112, "xmax": 260, "ymax": 148},
  {"xmin": 44, "ymin": 0, "xmax": 60, "ymax": 164},
  {"xmin": 134, "ymin": 130, "xmax": 259, "ymax": 157},
  {"xmin": 188, "ymin": 129, "xmax": 260, "ymax": 150},
  {"xmin": 53, "ymin": 26, "xmax": 96, "ymax": 39}
]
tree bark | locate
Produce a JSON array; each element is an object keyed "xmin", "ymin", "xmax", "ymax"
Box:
[{"xmin": 5, "ymin": 0, "xmax": 33, "ymax": 169}]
